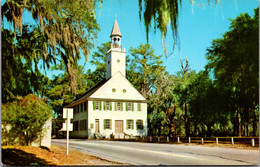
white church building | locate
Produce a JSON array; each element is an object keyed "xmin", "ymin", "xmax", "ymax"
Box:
[{"xmin": 66, "ymin": 19, "xmax": 148, "ymax": 139}]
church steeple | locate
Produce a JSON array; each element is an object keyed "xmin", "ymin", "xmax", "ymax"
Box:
[
  {"xmin": 110, "ymin": 18, "xmax": 122, "ymax": 48},
  {"xmin": 106, "ymin": 18, "xmax": 126, "ymax": 80}
]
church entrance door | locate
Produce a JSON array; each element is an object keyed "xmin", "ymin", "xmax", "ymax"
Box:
[
  {"xmin": 95, "ymin": 119, "xmax": 99, "ymax": 133},
  {"xmin": 115, "ymin": 120, "xmax": 124, "ymax": 135}
]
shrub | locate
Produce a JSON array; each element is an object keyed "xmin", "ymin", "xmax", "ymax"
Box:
[{"xmin": 2, "ymin": 94, "xmax": 53, "ymax": 146}]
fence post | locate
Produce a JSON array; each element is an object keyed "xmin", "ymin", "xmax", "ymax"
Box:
[
  {"xmin": 167, "ymin": 136, "xmax": 169, "ymax": 143},
  {"xmin": 216, "ymin": 137, "xmax": 218, "ymax": 145},
  {"xmin": 231, "ymin": 137, "xmax": 234, "ymax": 145},
  {"xmin": 189, "ymin": 137, "xmax": 191, "ymax": 143},
  {"xmin": 158, "ymin": 136, "xmax": 160, "ymax": 142},
  {"xmin": 177, "ymin": 137, "xmax": 180, "ymax": 143},
  {"xmin": 150, "ymin": 136, "xmax": 152, "ymax": 142},
  {"xmin": 129, "ymin": 135, "xmax": 131, "ymax": 140},
  {"xmin": 142, "ymin": 136, "xmax": 144, "ymax": 141},
  {"xmin": 251, "ymin": 139, "xmax": 255, "ymax": 147},
  {"xmin": 201, "ymin": 138, "xmax": 204, "ymax": 144},
  {"xmin": 136, "ymin": 136, "xmax": 138, "ymax": 141}
]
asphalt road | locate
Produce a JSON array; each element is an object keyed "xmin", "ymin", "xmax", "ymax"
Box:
[{"xmin": 52, "ymin": 139, "xmax": 259, "ymax": 165}]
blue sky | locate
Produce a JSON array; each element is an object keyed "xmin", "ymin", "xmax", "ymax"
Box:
[
  {"xmin": 84, "ymin": 0, "xmax": 258, "ymax": 76},
  {"xmin": 2, "ymin": 0, "xmax": 258, "ymax": 78}
]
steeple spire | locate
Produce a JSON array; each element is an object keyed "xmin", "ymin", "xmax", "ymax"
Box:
[
  {"xmin": 110, "ymin": 18, "xmax": 122, "ymax": 48},
  {"xmin": 110, "ymin": 18, "xmax": 122, "ymax": 38}
]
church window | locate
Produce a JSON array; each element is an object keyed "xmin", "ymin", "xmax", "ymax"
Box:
[
  {"xmin": 117, "ymin": 59, "xmax": 120, "ymax": 63},
  {"xmin": 73, "ymin": 121, "xmax": 78, "ymax": 131},
  {"xmin": 104, "ymin": 119, "xmax": 112, "ymax": 129},
  {"xmin": 105, "ymin": 101, "xmax": 110, "ymax": 110},
  {"xmin": 127, "ymin": 119, "xmax": 134, "ymax": 130},
  {"xmin": 137, "ymin": 103, "xmax": 141, "ymax": 111},
  {"xmin": 117, "ymin": 102, "xmax": 121, "ymax": 111},
  {"xmin": 126, "ymin": 102, "xmax": 133, "ymax": 111},
  {"xmin": 79, "ymin": 120, "xmax": 87, "ymax": 131},
  {"xmin": 136, "ymin": 120, "xmax": 143, "ymax": 130},
  {"xmin": 93, "ymin": 101, "xmax": 101, "ymax": 110},
  {"xmin": 79, "ymin": 103, "xmax": 81, "ymax": 112},
  {"xmin": 122, "ymin": 89, "xmax": 126, "ymax": 93},
  {"xmin": 112, "ymin": 88, "xmax": 116, "ymax": 92}
]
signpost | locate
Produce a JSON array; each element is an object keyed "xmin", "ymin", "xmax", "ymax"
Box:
[{"xmin": 61, "ymin": 108, "xmax": 73, "ymax": 155}]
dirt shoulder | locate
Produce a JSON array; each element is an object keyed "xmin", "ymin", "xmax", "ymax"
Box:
[{"xmin": 2, "ymin": 145, "xmax": 129, "ymax": 166}]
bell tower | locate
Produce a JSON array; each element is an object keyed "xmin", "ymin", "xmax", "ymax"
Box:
[{"xmin": 106, "ymin": 18, "xmax": 126, "ymax": 80}]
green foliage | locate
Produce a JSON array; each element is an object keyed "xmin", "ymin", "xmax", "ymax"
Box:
[
  {"xmin": 128, "ymin": 43, "xmax": 165, "ymax": 98},
  {"xmin": 138, "ymin": 0, "xmax": 219, "ymax": 56},
  {"xmin": 205, "ymin": 8, "xmax": 259, "ymax": 136},
  {"xmin": 46, "ymin": 63, "xmax": 89, "ymax": 136},
  {"xmin": 85, "ymin": 42, "xmax": 111, "ymax": 88},
  {"xmin": 1, "ymin": 94, "xmax": 53, "ymax": 146},
  {"xmin": 1, "ymin": 26, "xmax": 50, "ymax": 103},
  {"xmin": 148, "ymin": 71, "xmax": 180, "ymax": 136},
  {"xmin": 2, "ymin": 0, "xmax": 100, "ymax": 94}
]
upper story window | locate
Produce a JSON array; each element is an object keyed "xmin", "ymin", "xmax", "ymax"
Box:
[
  {"xmin": 105, "ymin": 101, "xmax": 111, "ymax": 110},
  {"xmin": 116, "ymin": 102, "xmax": 121, "ymax": 111},
  {"xmin": 93, "ymin": 101, "xmax": 101, "ymax": 111},
  {"xmin": 126, "ymin": 102, "xmax": 133, "ymax": 111},
  {"xmin": 137, "ymin": 103, "xmax": 141, "ymax": 111}
]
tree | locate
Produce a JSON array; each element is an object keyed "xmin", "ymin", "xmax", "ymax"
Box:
[
  {"xmin": 85, "ymin": 42, "xmax": 111, "ymax": 88},
  {"xmin": 1, "ymin": 26, "xmax": 50, "ymax": 103},
  {"xmin": 46, "ymin": 63, "xmax": 88, "ymax": 136},
  {"xmin": 148, "ymin": 71, "xmax": 180, "ymax": 136},
  {"xmin": 128, "ymin": 43, "xmax": 165, "ymax": 98},
  {"xmin": 174, "ymin": 59, "xmax": 197, "ymax": 137},
  {"xmin": 2, "ymin": 0, "xmax": 100, "ymax": 94},
  {"xmin": 138, "ymin": 0, "xmax": 220, "ymax": 56},
  {"xmin": 1, "ymin": 94, "xmax": 53, "ymax": 146},
  {"xmin": 206, "ymin": 8, "xmax": 259, "ymax": 136}
]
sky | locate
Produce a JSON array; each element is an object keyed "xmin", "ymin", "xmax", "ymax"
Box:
[
  {"xmin": 83, "ymin": 0, "xmax": 258, "ymax": 76},
  {"xmin": 2, "ymin": 0, "xmax": 259, "ymax": 78}
]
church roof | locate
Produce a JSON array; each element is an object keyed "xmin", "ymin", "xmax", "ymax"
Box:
[
  {"xmin": 65, "ymin": 79, "xmax": 108, "ymax": 107},
  {"xmin": 110, "ymin": 18, "xmax": 122, "ymax": 38}
]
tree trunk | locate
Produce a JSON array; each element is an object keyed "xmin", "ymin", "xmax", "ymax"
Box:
[
  {"xmin": 237, "ymin": 111, "xmax": 241, "ymax": 137},
  {"xmin": 184, "ymin": 102, "xmax": 190, "ymax": 137},
  {"xmin": 207, "ymin": 124, "xmax": 213, "ymax": 137},
  {"xmin": 252, "ymin": 110, "xmax": 257, "ymax": 136},
  {"xmin": 67, "ymin": 61, "xmax": 77, "ymax": 95}
]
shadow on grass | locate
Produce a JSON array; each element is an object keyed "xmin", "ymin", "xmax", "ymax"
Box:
[{"xmin": 2, "ymin": 148, "xmax": 55, "ymax": 166}]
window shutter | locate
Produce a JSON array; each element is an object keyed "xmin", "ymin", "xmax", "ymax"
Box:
[
  {"xmin": 110, "ymin": 119, "xmax": 112, "ymax": 130},
  {"xmin": 103, "ymin": 119, "xmax": 106, "ymax": 130},
  {"xmin": 114, "ymin": 102, "xmax": 116, "ymax": 111},
  {"xmin": 132, "ymin": 103, "xmax": 134, "ymax": 111},
  {"xmin": 121, "ymin": 102, "xmax": 123, "ymax": 111},
  {"xmin": 136, "ymin": 120, "xmax": 138, "ymax": 130},
  {"xmin": 103, "ymin": 101, "xmax": 105, "ymax": 110},
  {"xmin": 126, "ymin": 120, "xmax": 129, "ymax": 130},
  {"xmin": 99, "ymin": 101, "xmax": 102, "ymax": 110},
  {"xmin": 110, "ymin": 102, "xmax": 112, "ymax": 111},
  {"xmin": 126, "ymin": 103, "xmax": 128, "ymax": 111},
  {"xmin": 93, "ymin": 101, "xmax": 95, "ymax": 110},
  {"xmin": 132, "ymin": 120, "xmax": 134, "ymax": 129},
  {"xmin": 138, "ymin": 103, "xmax": 141, "ymax": 111}
]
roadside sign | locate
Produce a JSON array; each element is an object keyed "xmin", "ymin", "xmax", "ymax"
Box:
[{"xmin": 61, "ymin": 108, "xmax": 74, "ymax": 155}]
